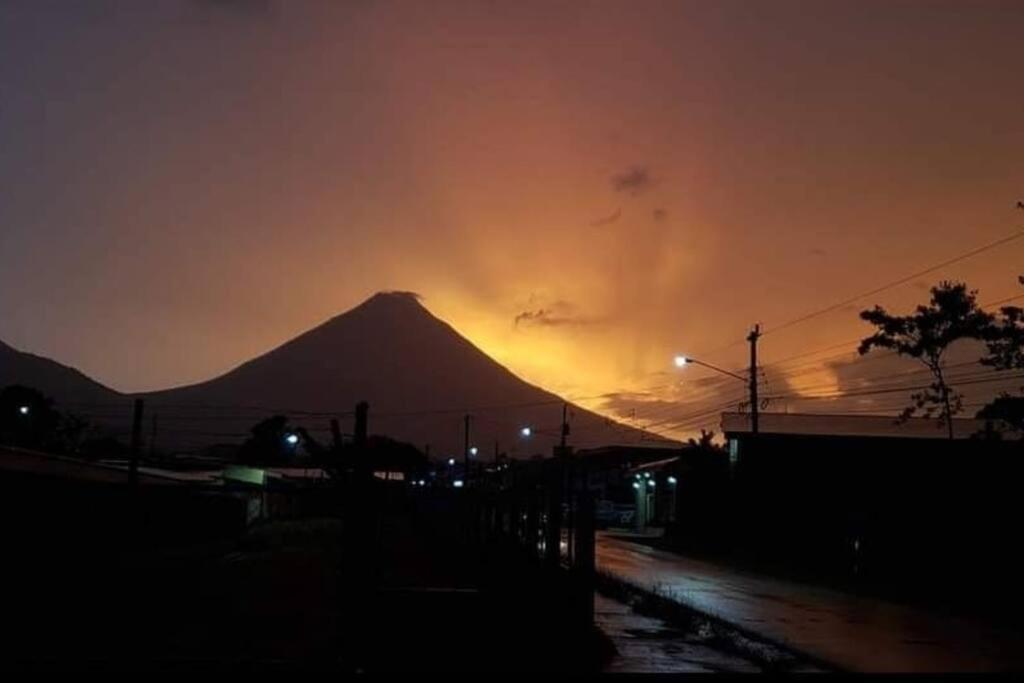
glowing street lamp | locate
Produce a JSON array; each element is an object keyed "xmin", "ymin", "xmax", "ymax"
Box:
[
  {"xmin": 672, "ymin": 355, "xmax": 747, "ymax": 382},
  {"xmin": 520, "ymin": 426, "xmax": 532, "ymax": 438},
  {"xmin": 447, "ymin": 457, "xmax": 456, "ymax": 466},
  {"xmin": 18, "ymin": 405, "xmax": 30, "ymax": 416},
  {"xmin": 469, "ymin": 446, "xmax": 479, "ymax": 457},
  {"xmin": 284, "ymin": 433, "xmax": 300, "ymax": 446}
]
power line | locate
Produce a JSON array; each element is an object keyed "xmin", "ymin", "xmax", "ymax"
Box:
[{"xmin": 761, "ymin": 228, "xmax": 1024, "ymax": 338}]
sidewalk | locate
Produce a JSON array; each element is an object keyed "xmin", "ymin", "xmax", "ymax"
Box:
[{"xmin": 597, "ymin": 532, "xmax": 1024, "ymax": 673}]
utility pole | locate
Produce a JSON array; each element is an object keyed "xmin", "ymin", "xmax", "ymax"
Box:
[
  {"xmin": 747, "ymin": 324, "xmax": 761, "ymax": 436},
  {"xmin": 329, "ymin": 418, "xmax": 342, "ymax": 451},
  {"xmin": 129, "ymin": 398, "xmax": 144, "ymax": 481},
  {"xmin": 463, "ymin": 414, "xmax": 471, "ymax": 485},
  {"xmin": 560, "ymin": 402, "xmax": 569, "ymax": 450},
  {"xmin": 148, "ymin": 413, "xmax": 158, "ymax": 459}
]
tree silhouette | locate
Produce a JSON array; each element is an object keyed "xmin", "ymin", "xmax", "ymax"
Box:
[
  {"xmin": 982, "ymin": 276, "xmax": 1024, "ymax": 371},
  {"xmin": 238, "ymin": 415, "xmax": 303, "ymax": 465},
  {"xmin": 0, "ymin": 384, "xmax": 62, "ymax": 450},
  {"xmin": 976, "ymin": 395, "xmax": 1024, "ymax": 433},
  {"xmin": 976, "ymin": 275, "xmax": 1024, "ymax": 434},
  {"xmin": 858, "ymin": 281, "xmax": 994, "ymax": 439},
  {"xmin": 686, "ymin": 429, "xmax": 720, "ymax": 451}
]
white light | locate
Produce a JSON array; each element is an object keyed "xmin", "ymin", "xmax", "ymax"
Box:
[
  {"xmin": 447, "ymin": 457, "xmax": 456, "ymax": 466},
  {"xmin": 419, "ymin": 480, "xmax": 426, "ymax": 486},
  {"xmin": 632, "ymin": 482, "xmax": 640, "ymax": 490},
  {"xmin": 634, "ymin": 473, "xmax": 641, "ymax": 480},
  {"xmin": 644, "ymin": 472, "xmax": 651, "ymax": 479},
  {"xmin": 284, "ymin": 433, "xmax": 300, "ymax": 446},
  {"xmin": 469, "ymin": 446, "xmax": 478, "ymax": 456},
  {"xmin": 453, "ymin": 479, "xmax": 464, "ymax": 488},
  {"xmin": 18, "ymin": 405, "xmax": 30, "ymax": 415},
  {"xmin": 667, "ymin": 476, "xmax": 678, "ymax": 485},
  {"xmin": 520, "ymin": 426, "xmax": 532, "ymax": 438},
  {"xmin": 673, "ymin": 355, "xmax": 690, "ymax": 368},
  {"xmin": 647, "ymin": 480, "xmax": 656, "ymax": 488}
]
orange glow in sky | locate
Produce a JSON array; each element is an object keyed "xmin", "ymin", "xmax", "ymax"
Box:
[{"xmin": 1, "ymin": 1, "xmax": 1023, "ymax": 437}]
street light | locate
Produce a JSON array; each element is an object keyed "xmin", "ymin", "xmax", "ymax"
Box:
[
  {"xmin": 469, "ymin": 446, "xmax": 478, "ymax": 457},
  {"xmin": 672, "ymin": 355, "xmax": 747, "ymax": 382},
  {"xmin": 18, "ymin": 405, "xmax": 30, "ymax": 416},
  {"xmin": 284, "ymin": 433, "xmax": 300, "ymax": 446},
  {"xmin": 447, "ymin": 457, "xmax": 456, "ymax": 466},
  {"xmin": 674, "ymin": 350, "xmax": 759, "ymax": 435},
  {"xmin": 520, "ymin": 426, "xmax": 532, "ymax": 438}
]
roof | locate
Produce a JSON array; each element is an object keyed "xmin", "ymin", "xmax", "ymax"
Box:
[
  {"xmin": 625, "ymin": 456, "xmax": 680, "ymax": 474},
  {"xmin": 0, "ymin": 446, "xmax": 185, "ymax": 485},
  {"xmin": 720, "ymin": 412, "xmax": 1021, "ymax": 440}
]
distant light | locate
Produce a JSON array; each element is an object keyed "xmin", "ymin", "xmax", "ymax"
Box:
[
  {"xmin": 632, "ymin": 482, "xmax": 640, "ymax": 490},
  {"xmin": 447, "ymin": 457, "xmax": 456, "ymax": 466},
  {"xmin": 419, "ymin": 479, "xmax": 426, "ymax": 486},
  {"xmin": 673, "ymin": 355, "xmax": 690, "ymax": 368},
  {"xmin": 453, "ymin": 479, "xmax": 464, "ymax": 488},
  {"xmin": 469, "ymin": 446, "xmax": 479, "ymax": 456},
  {"xmin": 520, "ymin": 426, "xmax": 532, "ymax": 438},
  {"xmin": 644, "ymin": 472, "xmax": 651, "ymax": 479},
  {"xmin": 284, "ymin": 433, "xmax": 300, "ymax": 446},
  {"xmin": 667, "ymin": 476, "xmax": 678, "ymax": 485},
  {"xmin": 634, "ymin": 473, "xmax": 641, "ymax": 480},
  {"xmin": 647, "ymin": 480, "xmax": 656, "ymax": 488},
  {"xmin": 18, "ymin": 405, "xmax": 30, "ymax": 416}
]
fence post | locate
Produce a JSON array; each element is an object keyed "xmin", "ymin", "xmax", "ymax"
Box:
[
  {"xmin": 545, "ymin": 460, "xmax": 563, "ymax": 570},
  {"xmin": 575, "ymin": 487, "xmax": 595, "ymax": 625},
  {"xmin": 525, "ymin": 487, "xmax": 540, "ymax": 560}
]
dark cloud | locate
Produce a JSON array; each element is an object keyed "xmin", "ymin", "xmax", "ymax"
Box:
[
  {"xmin": 611, "ymin": 166, "xmax": 655, "ymax": 195},
  {"xmin": 775, "ymin": 339, "xmax": 1014, "ymax": 420},
  {"xmin": 514, "ymin": 299, "xmax": 600, "ymax": 328},
  {"xmin": 589, "ymin": 208, "xmax": 621, "ymax": 227},
  {"xmin": 652, "ymin": 208, "xmax": 668, "ymax": 222},
  {"xmin": 514, "ymin": 308, "xmax": 591, "ymax": 328}
]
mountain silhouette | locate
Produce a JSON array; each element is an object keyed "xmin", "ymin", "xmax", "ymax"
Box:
[
  {"xmin": 142, "ymin": 291, "xmax": 664, "ymax": 456},
  {"xmin": 0, "ymin": 338, "xmax": 121, "ymax": 408}
]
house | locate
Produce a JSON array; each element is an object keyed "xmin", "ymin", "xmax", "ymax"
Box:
[{"xmin": 710, "ymin": 411, "xmax": 1024, "ymax": 616}]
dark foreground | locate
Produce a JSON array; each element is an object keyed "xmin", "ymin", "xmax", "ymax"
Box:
[{"xmin": 2, "ymin": 470, "xmax": 611, "ymax": 678}]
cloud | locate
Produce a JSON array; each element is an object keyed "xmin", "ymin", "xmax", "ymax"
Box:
[
  {"xmin": 514, "ymin": 308, "xmax": 593, "ymax": 328},
  {"xmin": 589, "ymin": 208, "xmax": 621, "ymax": 227},
  {"xmin": 611, "ymin": 166, "xmax": 655, "ymax": 195},
  {"xmin": 514, "ymin": 298, "xmax": 600, "ymax": 328},
  {"xmin": 381, "ymin": 289, "xmax": 423, "ymax": 301}
]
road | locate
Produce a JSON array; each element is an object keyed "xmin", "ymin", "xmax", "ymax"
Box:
[{"xmin": 597, "ymin": 532, "xmax": 1024, "ymax": 673}]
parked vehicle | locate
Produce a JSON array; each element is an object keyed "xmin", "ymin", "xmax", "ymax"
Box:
[{"xmin": 595, "ymin": 500, "xmax": 635, "ymax": 528}]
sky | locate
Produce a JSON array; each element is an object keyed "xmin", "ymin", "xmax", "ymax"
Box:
[{"xmin": 1, "ymin": 0, "xmax": 1023, "ymax": 437}]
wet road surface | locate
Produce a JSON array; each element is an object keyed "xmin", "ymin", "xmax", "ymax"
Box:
[{"xmin": 597, "ymin": 532, "xmax": 1024, "ymax": 672}]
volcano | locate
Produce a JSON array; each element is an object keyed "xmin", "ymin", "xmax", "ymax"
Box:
[{"xmin": 141, "ymin": 292, "xmax": 664, "ymax": 456}]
